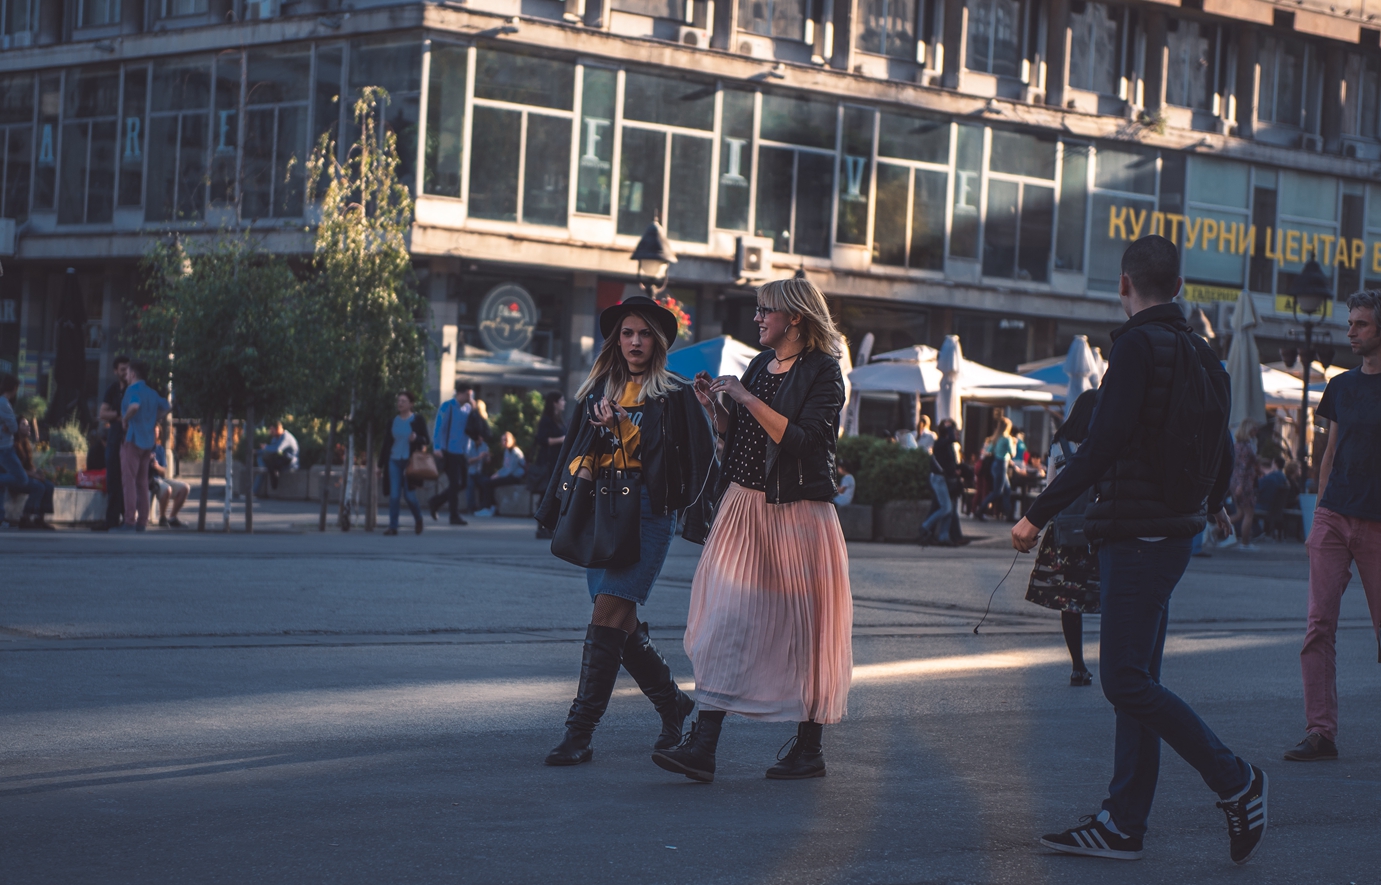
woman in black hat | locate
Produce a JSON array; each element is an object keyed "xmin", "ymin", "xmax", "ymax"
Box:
[{"xmin": 536, "ymin": 295, "xmax": 717, "ymax": 767}]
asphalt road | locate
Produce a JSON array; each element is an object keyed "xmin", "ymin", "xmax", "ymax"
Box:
[{"xmin": 3, "ymin": 510, "xmax": 1379, "ymax": 884}]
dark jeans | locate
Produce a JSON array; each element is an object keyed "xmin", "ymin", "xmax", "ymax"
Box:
[
  {"xmin": 105, "ymin": 430, "xmax": 125, "ymax": 527},
  {"xmin": 475, "ymin": 473, "xmax": 523, "ymax": 509},
  {"xmin": 0, "ymin": 446, "xmax": 47, "ymax": 517},
  {"xmin": 387, "ymin": 457, "xmax": 423, "ymax": 530},
  {"xmin": 1097, "ymin": 537, "xmax": 1252, "ymax": 836},
  {"xmin": 253, "ymin": 451, "xmax": 293, "ymax": 495},
  {"xmin": 979, "ymin": 459, "xmax": 1011, "ymax": 517},
  {"xmin": 427, "ymin": 451, "xmax": 468, "ymax": 519}
]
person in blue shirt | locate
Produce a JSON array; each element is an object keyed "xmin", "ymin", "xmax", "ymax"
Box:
[
  {"xmin": 253, "ymin": 421, "xmax": 299, "ymax": 496},
  {"xmin": 427, "ymin": 383, "xmax": 476, "ymax": 525},
  {"xmin": 119, "ymin": 360, "xmax": 170, "ymax": 531}
]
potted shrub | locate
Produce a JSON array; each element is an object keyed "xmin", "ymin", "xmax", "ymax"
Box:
[
  {"xmin": 835, "ymin": 435, "xmax": 934, "ymax": 542},
  {"xmin": 47, "ymin": 418, "xmax": 88, "ymax": 474}
]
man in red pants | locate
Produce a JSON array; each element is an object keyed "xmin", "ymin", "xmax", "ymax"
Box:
[{"xmin": 1287, "ymin": 290, "xmax": 1381, "ymax": 762}]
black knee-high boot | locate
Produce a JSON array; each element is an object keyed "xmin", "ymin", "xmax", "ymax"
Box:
[
  {"xmin": 545, "ymin": 624, "xmax": 628, "ymax": 766},
  {"xmin": 651, "ymin": 710, "xmax": 724, "ymax": 783},
  {"xmin": 766, "ymin": 720, "xmax": 826, "ymax": 779},
  {"xmin": 621, "ymin": 622, "xmax": 695, "ymax": 750}
]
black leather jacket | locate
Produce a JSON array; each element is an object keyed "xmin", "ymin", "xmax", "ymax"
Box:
[
  {"xmin": 712, "ymin": 348, "xmax": 844, "ymax": 507},
  {"xmin": 535, "ymin": 376, "xmax": 718, "ymax": 543}
]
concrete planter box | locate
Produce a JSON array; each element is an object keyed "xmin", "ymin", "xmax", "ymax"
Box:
[
  {"xmin": 879, "ymin": 499, "xmax": 933, "ymax": 542},
  {"xmin": 232, "ymin": 466, "xmax": 310, "ymax": 500},
  {"xmin": 494, "ymin": 484, "xmax": 538, "ymax": 517},
  {"xmin": 834, "ymin": 504, "xmax": 874, "ymax": 541},
  {"xmin": 49, "ymin": 452, "xmax": 87, "ymax": 474},
  {"xmin": 177, "ymin": 460, "xmax": 226, "ymax": 479},
  {"xmin": 7, "ymin": 487, "xmax": 106, "ymax": 525}
]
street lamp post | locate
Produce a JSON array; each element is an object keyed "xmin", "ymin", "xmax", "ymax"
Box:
[
  {"xmin": 1280, "ymin": 258, "xmax": 1334, "ymax": 469},
  {"xmin": 631, "ymin": 217, "xmax": 677, "ymax": 298}
]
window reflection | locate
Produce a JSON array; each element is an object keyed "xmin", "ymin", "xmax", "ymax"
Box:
[{"xmin": 739, "ymin": 0, "xmax": 808, "ymax": 41}]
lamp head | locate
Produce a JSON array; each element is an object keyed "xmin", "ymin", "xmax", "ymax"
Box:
[
  {"xmin": 631, "ymin": 219, "xmax": 677, "ymax": 286},
  {"xmin": 1289, "ymin": 257, "xmax": 1331, "ymax": 316}
]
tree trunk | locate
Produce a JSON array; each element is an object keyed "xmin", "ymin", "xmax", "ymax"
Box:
[
  {"xmin": 319, "ymin": 418, "xmax": 336, "ymax": 532},
  {"xmin": 340, "ymin": 392, "xmax": 356, "ymax": 531},
  {"xmin": 365, "ymin": 422, "xmax": 376, "ymax": 532},
  {"xmin": 222, "ymin": 412, "xmax": 234, "ymax": 532},
  {"xmin": 244, "ymin": 403, "xmax": 255, "ymax": 534},
  {"xmin": 196, "ymin": 416, "xmax": 213, "ymax": 532}
]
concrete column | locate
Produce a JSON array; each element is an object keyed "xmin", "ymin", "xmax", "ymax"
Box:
[
  {"xmin": 1234, "ymin": 26, "xmax": 1258, "ymax": 139},
  {"xmin": 1043, "ymin": 0, "xmax": 1069, "ymax": 108},
  {"xmin": 830, "ymin": 0, "xmax": 855, "ymax": 71},
  {"xmin": 427, "ymin": 270, "xmax": 458, "ymax": 409},
  {"xmin": 1321, "ymin": 46, "xmax": 1346, "ymax": 152},
  {"xmin": 940, "ymin": 0, "xmax": 965, "ymax": 89},
  {"xmin": 564, "ymin": 273, "xmax": 598, "ymax": 402},
  {"xmin": 1142, "ymin": 9, "xmax": 1167, "ymax": 115}
]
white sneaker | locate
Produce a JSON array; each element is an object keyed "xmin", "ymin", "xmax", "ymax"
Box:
[
  {"xmin": 1217, "ymin": 533, "xmax": 1238, "ymax": 549},
  {"xmin": 1239, "ymin": 544, "xmax": 1259, "ymax": 552},
  {"xmin": 475, "ymin": 507, "xmax": 496, "ymax": 518}
]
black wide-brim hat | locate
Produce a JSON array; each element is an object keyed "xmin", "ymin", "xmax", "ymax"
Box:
[{"xmin": 599, "ymin": 294, "xmax": 680, "ymax": 345}]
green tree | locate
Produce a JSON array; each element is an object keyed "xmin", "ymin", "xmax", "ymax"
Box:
[{"xmin": 305, "ymin": 86, "xmax": 427, "ymax": 531}]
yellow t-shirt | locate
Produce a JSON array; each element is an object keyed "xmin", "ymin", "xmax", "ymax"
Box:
[{"xmin": 570, "ymin": 381, "xmax": 645, "ymax": 474}]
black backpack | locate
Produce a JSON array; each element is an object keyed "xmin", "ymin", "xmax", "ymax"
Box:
[{"xmin": 1156, "ymin": 326, "xmax": 1230, "ymax": 514}]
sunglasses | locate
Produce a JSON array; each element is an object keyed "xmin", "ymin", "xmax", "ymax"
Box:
[{"xmin": 753, "ymin": 305, "xmax": 781, "ymax": 319}]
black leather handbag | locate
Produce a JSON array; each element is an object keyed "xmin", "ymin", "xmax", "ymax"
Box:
[
  {"xmin": 1048, "ymin": 438, "xmax": 1093, "ymax": 549},
  {"xmin": 549, "ymin": 415, "xmax": 642, "ymax": 569}
]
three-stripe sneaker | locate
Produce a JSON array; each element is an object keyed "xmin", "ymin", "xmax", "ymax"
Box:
[
  {"xmin": 1039, "ymin": 814, "xmax": 1144, "ymax": 860},
  {"xmin": 1216, "ymin": 764, "xmax": 1269, "ymax": 865}
]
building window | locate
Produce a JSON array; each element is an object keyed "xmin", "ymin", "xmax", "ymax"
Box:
[
  {"xmin": 243, "ymin": 46, "xmax": 309, "ymax": 218},
  {"xmin": 160, "ymin": 0, "xmax": 208, "ymax": 17},
  {"xmin": 1055, "ymin": 143, "xmax": 1088, "ymax": 271},
  {"xmin": 739, "ymin": 0, "xmax": 808, "ymax": 41},
  {"xmin": 836, "ymin": 106, "xmax": 873, "ymax": 246},
  {"xmin": 872, "ymin": 111, "xmax": 949, "ymax": 269},
  {"xmin": 0, "ymin": 74, "xmax": 32, "ymax": 222},
  {"xmin": 468, "ymin": 50, "xmax": 573, "ymax": 227},
  {"xmin": 983, "ymin": 130, "xmax": 1056, "ymax": 282},
  {"xmin": 349, "ymin": 38, "xmax": 422, "ymax": 188},
  {"xmin": 618, "ymin": 72, "xmax": 714, "ymax": 243},
  {"xmin": 575, "ymin": 67, "xmax": 615, "ymax": 215},
  {"xmin": 146, "ymin": 57, "xmax": 210, "ymax": 222},
  {"xmin": 2, "ymin": 0, "xmax": 36, "ymax": 47},
  {"xmin": 1258, "ymin": 34, "xmax": 1317, "ymax": 130},
  {"xmin": 1274, "ymin": 169, "xmax": 1338, "ymax": 294},
  {"xmin": 209, "ymin": 53, "xmax": 240, "ymax": 207},
  {"xmin": 1343, "ymin": 52, "xmax": 1381, "ymax": 140},
  {"xmin": 58, "ymin": 66, "xmax": 119, "ymax": 225},
  {"xmin": 949, "ymin": 123, "xmax": 982, "ymax": 259},
  {"xmin": 716, "ymin": 88, "xmax": 754, "ymax": 232},
  {"xmin": 965, "ymin": 0, "xmax": 1024, "ymax": 79},
  {"xmin": 118, "ymin": 66, "xmax": 146, "ymax": 208},
  {"xmin": 756, "ymin": 92, "xmax": 835, "ymax": 256},
  {"xmin": 1165, "ymin": 18, "xmax": 1219, "ymax": 112},
  {"xmin": 423, "ymin": 43, "xmax": 468, "ymax": 200},
  {"xmin": 1181, "ymin": 156, "xmax": 1249, "ymax": 287},
  {"xmin": 79, "ymin": 0, "xmax": 119, "ymax": 27},
  {"xmin": 1067, "ymin": 1, "xmax": 1124, "ymax": 97},
  {"xmin": 856, "ymin": 0, "xmax": 917, "ymax": 59},
  {"xmin": 612, "ymin": 0, "xmax": 685, "ymax": 18},
  {"xmin": 34, "ymin": 73, "xmax": 56, "ymax": 210},
  {"xmin": 1087, "ymin": 144, "xmax": 1156, "ymax": 290}
]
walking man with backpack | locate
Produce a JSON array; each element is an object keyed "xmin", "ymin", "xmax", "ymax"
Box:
[{"xmin": 1011, "ymin": 236, "xmax": 1268, "ymax": 865}]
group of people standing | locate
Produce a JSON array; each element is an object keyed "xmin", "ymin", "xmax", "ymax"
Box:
[{"xmin": 536, "ymin": 280, "xmax": 853, "ymax": 782}]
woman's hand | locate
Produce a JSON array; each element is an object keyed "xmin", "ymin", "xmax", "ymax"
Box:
[
  {"xmin": 589, "ymin": 398, "xmax": 629, "ymax": 430},
  {"xmin": 693, "ymin": 372, "xmax": 715, "ymax": 410},
  {"xmin": 708, "ymin": 375, "xmax": 751, "ymax": 404}
]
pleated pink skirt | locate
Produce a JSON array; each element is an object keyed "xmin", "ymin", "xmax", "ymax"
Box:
[{"xmin": 684, "ymin": 482, "xmax": 853, "ymax": 723}]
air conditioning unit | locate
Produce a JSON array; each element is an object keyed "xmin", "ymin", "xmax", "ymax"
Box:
[
  {"xmin": 244, "ymin": 0, "xmax": 279, "ymax": 20},
  {"xmin": 679, "ymin": 26, "xmax": 709, "ymax": 48},
  {"xmin": 733, "ymin": 235, "xmax": 774, "ymax": 281},
  {"xmin": 1302, "ymin": 133, "xmax": 1323, "ymax": 153},
  {"xmin": 737, "ymin": 34, "xmax": 774, "ymax": 59}
]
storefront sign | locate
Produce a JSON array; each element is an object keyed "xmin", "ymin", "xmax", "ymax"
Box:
[
  {"xmin": 1274, "ymin": 295, "xmax": 1334, "ymax": 318},
  {"xmin": 1182, "ymin": 284, "xmax": 1240, "ymax": 304},
  {"xmin": 1105, "ymin": 205, "xmax": 1381, "ymax": 272},
  {"xmin": 478, "ymin": 283, "xmax": 537, "ymax": 353}
]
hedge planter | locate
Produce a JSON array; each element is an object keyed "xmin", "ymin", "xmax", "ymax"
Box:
[
  {"xmin": 49, "ymin": 452, "xmax": 87, "ymax": 474},
  {"xmin": 834, "ymin": 504, "xmax": 874, "ymax": 541},
  {"xmin": 879, "ymin": 499, "xmax": 933, "ymax": 542},
  {"xmin": 177, "ymin": 460, "xmax": 226, "ymax": 479}
]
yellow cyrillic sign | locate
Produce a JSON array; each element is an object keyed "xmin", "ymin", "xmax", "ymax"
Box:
[{"xmin": 1182, "ymin": 284, "xmax": 1240, "ymax": 304}]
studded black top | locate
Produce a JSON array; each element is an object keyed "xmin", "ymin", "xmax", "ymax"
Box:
[{"xmin": 723, "ymin": 368, "xmax": 789, "ymax": 492}]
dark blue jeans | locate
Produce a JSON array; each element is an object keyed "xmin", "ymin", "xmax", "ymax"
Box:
[
  {"xmin": 1097, "ymin": 537, "xmax": 1252, "ymax": 836},
  {"xmin": 388, "ymin": 457, "xmax": 422, "ymax": 530}
]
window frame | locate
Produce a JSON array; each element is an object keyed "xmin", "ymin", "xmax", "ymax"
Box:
[{"xmin": 869, "ymin": 116, "xmax": 955, "ymax": 271}]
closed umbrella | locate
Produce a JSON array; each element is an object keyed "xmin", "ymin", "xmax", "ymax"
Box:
[
  {"xmin": 836, "ymin": 334, "xmax": 853, "ymax": 436},
  {"xmin": 1226, "ymin": 290, "xmax": 1267, "ymax": 432},
  {"xmin": 1062, "ymin": 335, "xmax": 1101, "ymax": 418},
  {"xmin": 842, "ymin": 332, "xmax": 874, "ymax": 436},
  {"xmin": 936, "ymin": 335, "xmax": 964, "ymax": 430}
]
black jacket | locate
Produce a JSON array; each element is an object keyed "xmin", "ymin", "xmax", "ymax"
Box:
[
  {"xmin": 1025, "ymin": 303, "xmax": 1232, "ymax": 541},
  {"xmin": 712, "ymin": 348, "xmax": 844, "ymax": 507},
  {"xmin": 535, "ymin": 376, "xmax": 718, "ymax": 543}
]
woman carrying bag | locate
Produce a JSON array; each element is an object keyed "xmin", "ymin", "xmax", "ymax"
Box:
[
  {"xmin": 536, "ymin": 295, "xmax": 716, "ymax": 767},
  {"xmin": 653, "ymin": 277, "xmax": 853, "ymax": 784},
  {"xmin": 379, "ymin": 390, "xmax": 432, "ymax": 536}
]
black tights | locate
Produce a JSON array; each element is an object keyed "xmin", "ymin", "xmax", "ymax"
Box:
[{"xmin": 1061, "ymin": 611, "xmax": 1085, "ymax": 671}]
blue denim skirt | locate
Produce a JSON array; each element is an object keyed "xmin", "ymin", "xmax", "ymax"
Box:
[{"xmin": 586, "ymin": 485, "xmax": 677, "ymax": 605}]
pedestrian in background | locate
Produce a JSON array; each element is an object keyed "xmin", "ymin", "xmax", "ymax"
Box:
[
  {"xmin": 253, "ymin": 421, "xmax": 299, "ymax": 497},
  {"xmin": 119, "ymin": 360, "xmax": 170, "ymax": 532},
  {"xmin": 977, "ymin": 417, "xmax": 1015, "ymax": 521},
  {"xmin": 429, "ymin": 383, "xmax": 475, "ymax": 526},
  {"xmin": 1225, "ymin": 420, "xmax": 1261, "ymax": 550},
  {"xmin": 11, "ymin": 417, "xmax": 56, "ymax": 530},
  {"xmin": 832, "ymin": 459, "xmax": 855, "ymax": 506},
  {"xmin": 654, "ymin": 278, "xmax": 852, "ymax": 784},
  {"xmin": 150, "ymin": 423, "xmax": 189, "ymax": 528},
  {"xmin": 98, "ymin": 355, "xmax": 130, "ymax": 530},
  {"xmin": 920, "ymin": 418, "xmax": 961, "ymax": 546},
  {"xmin": 1, "ymin": 375, "xmax": 53, "ymax": 529},
  {"xmin": 917, "ymin": 414, "xmax": 936, "ymax": 453},
  {"xmin": 1024, "ymin": 389, "xmax": 1100, "ymax": 686},
  {"xmin": 537, "ymin": 295, "xmax": 715, "ymax": 768},
  {"xmin": 380, "ymin": 391, "xmax": 430, "ymax": 536},
  {"xmin": 530, "ymin": 391, "xmax": 568, "ymax": 539},
  {"xmin": 1013, "ymin": 236, "xmax": 1267, "ymax": 865},
  {"xmin": 472, "ymin": 432, "xmax": 525, "ymax": 517},
  {"xmin": 1287, "ymin": 291, "xmax": 1381, "ymax": 763}
]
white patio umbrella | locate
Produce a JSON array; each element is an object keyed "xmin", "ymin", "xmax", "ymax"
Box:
[
  {"xmin": 1226, "ymin": 290, "xmax": 1267, "ymax": 433},
  {"xmin": 1062, "ymin": 334, "xmax": 1102, "ymax": 418},
  {"xmin": 936, "ymin": 335, "xmax": 964, "ymax": 430},
  {"xmin": 836, "ymin": 334, "xmax": 853, "ymax": 436},
  {"xmin": 841, "ymin": 332, "xmax": 874, "ymax": 436}
]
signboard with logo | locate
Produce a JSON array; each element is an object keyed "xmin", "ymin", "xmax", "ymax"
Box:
[{"xmin": 477, "ymin": 283, "xmax": 538, "ymax": 354}]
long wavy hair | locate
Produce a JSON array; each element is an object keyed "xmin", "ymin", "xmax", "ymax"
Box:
[
  {"xmin": 576, "ymin": 308, "xmax": 680, "ymax": 403},
  {"xmin": 756, "ymin": 278, "xmax": 844, "ymax": 359}
]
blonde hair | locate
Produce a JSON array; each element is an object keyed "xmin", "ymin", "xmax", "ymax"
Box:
[
  {"xmin": 757, "ymin": 278, "xmax": 844, "ymax": 359},
  {"xmin": 1235, "ymin": 420, "xmax": 1257, "ymax": 443},
  {"xmin": 499, "ymin": 431, "xmax": 516, "ymax": 449},
  {"xmin": 576, "ymin": 308, "xmax": 681, "ymax": 403},
  {"xmin": 985, "ymin": 417, "xmax": 1014, "ymax": 445}
]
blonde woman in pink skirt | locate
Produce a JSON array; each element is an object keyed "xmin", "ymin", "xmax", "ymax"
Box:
[{"xmin": 652, "ymin": 277, "xmax": 853, "ymax": 783}]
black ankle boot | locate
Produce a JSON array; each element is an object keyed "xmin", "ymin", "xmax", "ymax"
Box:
[
  {"xmin": 545, "ymin": 624, "xmax": 627, "ymax": 766},
  {"xmin": 621, "ymin": 622, "xmax": 695, "ymax": 750},
  {"xmin": 651, "ymin": 710, "xmax": 724, "ymax": 783},
  {"xmin": 765, "ymin": 720, "xmax": 826, "ymax": 779}
]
